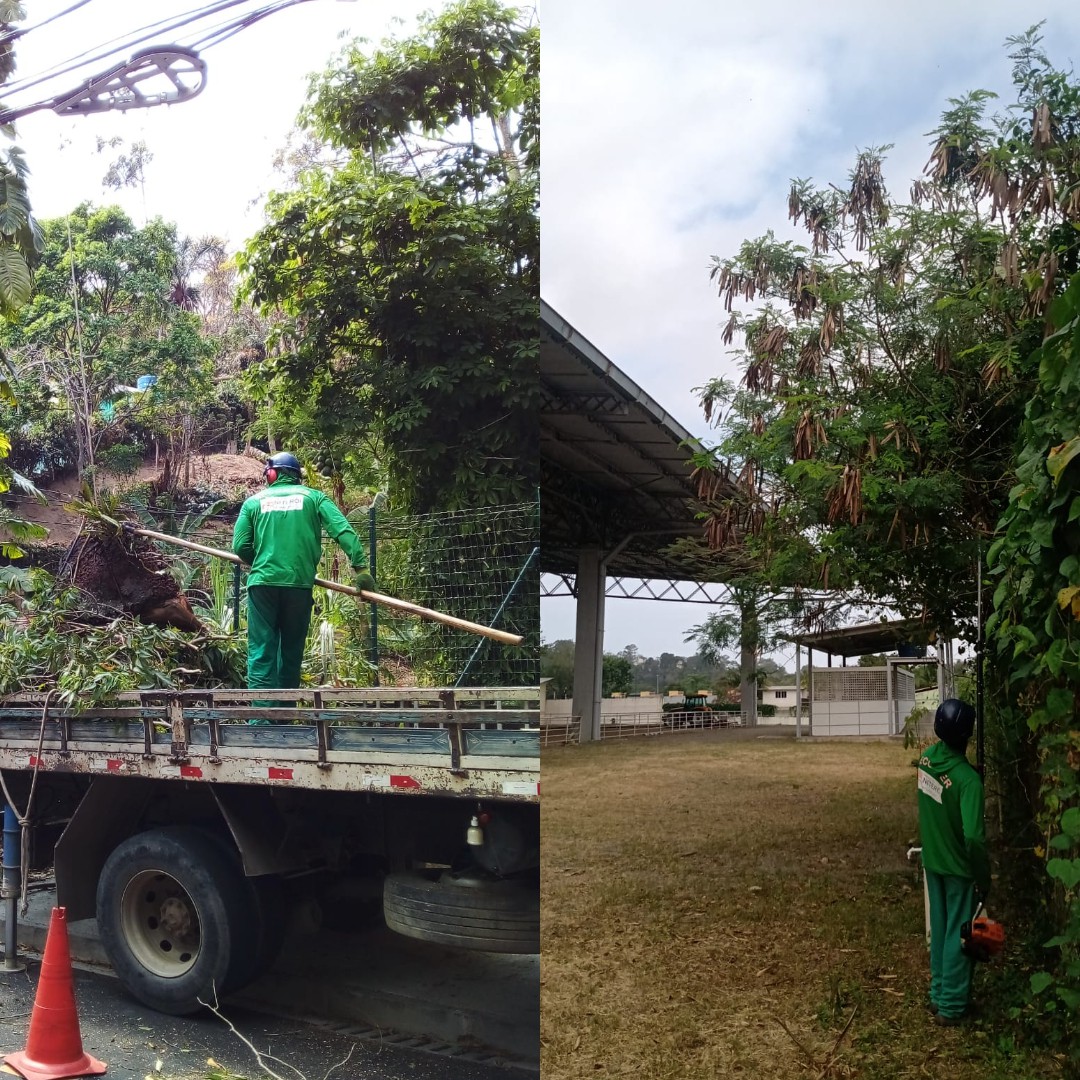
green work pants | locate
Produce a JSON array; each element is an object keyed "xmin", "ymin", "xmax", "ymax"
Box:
[
  {"xmin": 246, "ymin": 584, "xmax": 315, "ymax": 714},
  {"xmin": 926, "ymin": 869, "xmax": 976, "ymax": 1019}
]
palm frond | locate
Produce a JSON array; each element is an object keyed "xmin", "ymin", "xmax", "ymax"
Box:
[
  {"xmin": 0, "ymin": 513, "xmax": 48, "ymax": 542},
  {"xmin": 10, "ymin": 470, "xmax": 45, "ymax": 503},
  {"xmin": 0, "ymin": 565, "xmax": 33, "ymax": 594}
]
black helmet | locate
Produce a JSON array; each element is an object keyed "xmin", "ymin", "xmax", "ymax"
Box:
[
  {"xmin": 265, "ymin": 451, "xmax": 301, "ymax": 479},
  {"xmin": 934, "ymin": 698, "xmax": 976, "ymax": 746}
]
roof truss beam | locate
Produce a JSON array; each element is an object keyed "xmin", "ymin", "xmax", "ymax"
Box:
[{"xmin": 541, "ymin": 573, "xmax": 733, "ymax": 603}]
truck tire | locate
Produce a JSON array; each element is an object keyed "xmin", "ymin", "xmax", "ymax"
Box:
[
  {"xmin": 384, "ymin": 871, "xmax": 539, "ymax": 953},
  {"xmin": 96, "ymin": 826, "xmax": 260, "ymax": 1015},
  {"xmin": 197, "ymin": 828, "xmax": 287, "ymax": 986}
]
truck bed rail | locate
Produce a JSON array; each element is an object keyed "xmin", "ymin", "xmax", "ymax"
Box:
[{"xmin": 0, "ymin": 687, "xmax": 540, "ymax": 801}]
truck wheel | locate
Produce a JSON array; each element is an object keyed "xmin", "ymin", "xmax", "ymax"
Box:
[
  {"xmin": 198, "ymin": 828, "xmax": 287, "ymax": 985},
  {"xmin": 96, "ymin": 827, "xmax": 259, "ymax": 1015},
  {"xmin": 383, "ymin": 871, "xmax": 539, "ymax": 954}
]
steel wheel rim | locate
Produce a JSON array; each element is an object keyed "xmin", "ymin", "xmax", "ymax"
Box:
[{"xmin": 119, "ymin": 868, "xmax": 201, "ymax": 978}]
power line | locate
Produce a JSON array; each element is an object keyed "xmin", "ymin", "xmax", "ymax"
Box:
[
  {"xmin": 0, "ymin": 0, "xmax": 99, "ymax": 45},
  {"xmin": 187, "ymin": 1, "xmax": 318, "ymax": 51}
]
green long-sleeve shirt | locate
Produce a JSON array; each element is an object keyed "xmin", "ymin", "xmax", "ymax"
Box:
[
  {"xmin": 917, "ymin": 740, "xmax": 991, "ymax": 894},
  {"xmin": 232, "ymin": 476, "xmax": 367, "ymax": 588}
]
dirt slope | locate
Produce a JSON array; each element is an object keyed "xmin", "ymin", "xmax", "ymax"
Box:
[{"xmin": 7, "ymin": 453, "xmax": 266, "ymax": 547}]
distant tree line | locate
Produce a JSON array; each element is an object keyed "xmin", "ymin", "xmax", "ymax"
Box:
[{"xmin": 540, "ymin": 639, "xmax": 792, "ymax": 700}]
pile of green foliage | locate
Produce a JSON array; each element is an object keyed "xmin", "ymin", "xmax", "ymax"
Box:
[{"xmin": 0, "ymin": 571, "xmax": 244, "ymax": 707}]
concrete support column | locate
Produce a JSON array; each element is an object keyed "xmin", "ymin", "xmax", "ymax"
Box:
[
  {"xmin": 794, "ymin": 643, "xmax": 802, "ymax": 740},
  {"xmin": 936, "ymin": 634, "xmax": 945, "ymax": 707},
  {"xmin": 572, "ymin": 548, "xmax": 605, "ymax": 743},
  {"xmin": 886, "ymin": 657, "xmax": 895, "ymax": 736}
]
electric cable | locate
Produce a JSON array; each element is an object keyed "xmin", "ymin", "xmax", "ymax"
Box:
[
  {"xmin": 0, "ymin": 0, "xmax": 99, "ymax": 45},
  {"xmin": 187, "ymin": 1, "xmax": 316, "ymax": 51}
]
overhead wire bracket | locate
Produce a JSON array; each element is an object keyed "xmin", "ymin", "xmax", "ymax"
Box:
[{"xmin": 0, "ymin": 46, "xmax": 207, "ymax": 124}]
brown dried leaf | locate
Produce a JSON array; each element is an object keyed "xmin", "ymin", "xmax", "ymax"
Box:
[
  {"xmin": 1032, "ymin": 102, "xmax": 1054, "ymax": 150},
  {"xmin": 819, "ymin": 304, "xmax": 844, "ymax": 354},
  {"xmin": 798, "ymin": 339, "xmax": 822, "ymax": 377},
  {"xmin": 933, "ymin": 337, "xmax": 950, "ymax": 373}
]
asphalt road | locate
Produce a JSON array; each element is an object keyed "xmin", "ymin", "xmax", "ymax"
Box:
[{"xmin": 0, "ymin": 960, "xmax": 524, "ymax": 1080}]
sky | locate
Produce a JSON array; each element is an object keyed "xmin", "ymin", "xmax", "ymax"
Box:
[
  {"xmin": 5, "ymin": 0, "xmax": 435, "ymax": 246},
  {"xmin": 539, "ymin": 0, "xmax": 1080, "ymax": 661}
]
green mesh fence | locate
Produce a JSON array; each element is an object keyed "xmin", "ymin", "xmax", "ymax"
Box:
[{"xmin": 353, "ymin": 501, "xmax": 540, "ymax": 688}]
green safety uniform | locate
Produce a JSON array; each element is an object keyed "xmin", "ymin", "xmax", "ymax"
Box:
[
  {"xmin": 232, "ymin": 476, "xmax": 368, "ymax": 699},
  {"xmin": 917, "ymin": 740, "xmax": 991, "ymax": 1020}
]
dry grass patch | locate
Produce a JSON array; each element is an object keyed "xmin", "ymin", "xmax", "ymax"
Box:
[{"xmin": 541, "ymin": 733, "xmax": 1058, "ymax": 1080}]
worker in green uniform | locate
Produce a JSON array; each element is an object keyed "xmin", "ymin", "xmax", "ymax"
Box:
[
  {"xmin": 232, "ymin": 452, "xmax": 375, "ymax": 708},
  {"xmin": 917, "ymin": 697, "xmax": 991, "ymax": 1025}
]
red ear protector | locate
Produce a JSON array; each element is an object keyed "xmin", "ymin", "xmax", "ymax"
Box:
[{"xmin": 264, "ymin": 466, "xmax": 277, "ymax": 483}]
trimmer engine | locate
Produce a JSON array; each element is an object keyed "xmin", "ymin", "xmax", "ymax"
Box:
[{"xmin": 961, "ymin": 905, "xmax": 1005, "ymax": 962}]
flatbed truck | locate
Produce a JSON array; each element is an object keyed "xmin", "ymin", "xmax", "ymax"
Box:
[{"xmin": 0, "ymin": 686, "xmax": 539, "ymax": 1015}]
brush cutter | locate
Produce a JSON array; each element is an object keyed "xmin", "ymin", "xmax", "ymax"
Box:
[{"xmin": 961, "ymin": 902, "xmax": 1005, "ymax": 962}]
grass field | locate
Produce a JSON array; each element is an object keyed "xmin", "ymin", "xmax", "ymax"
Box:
[{"xmin": 540, "ymin": 731, "xmax": 1060, "ymax": 1079}]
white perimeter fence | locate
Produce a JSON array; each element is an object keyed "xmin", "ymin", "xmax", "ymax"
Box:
[{"xmin": 540, "ymin": 710, "xmax": 748, "ymax": 748}]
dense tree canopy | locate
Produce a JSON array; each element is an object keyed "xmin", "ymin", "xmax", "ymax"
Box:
[
  {"xmin": 0, "ymin": 205, "xmax": 215, "ymax": 486},
  {"xmin": 696, "ymin": 25, "xmax": 1080, "ymax": 637},
  {"xmin": 239, "ymin": 0, "xmax": 538, "ymax": 514}
]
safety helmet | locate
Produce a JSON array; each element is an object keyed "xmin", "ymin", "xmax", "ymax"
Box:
[
  {"xmin": 934, "ymin": 698, "xmax": 976, "ymax": 746},
  {"xmin": 264, "ymin": 451, "xmax": 302, "ymax": 482}
]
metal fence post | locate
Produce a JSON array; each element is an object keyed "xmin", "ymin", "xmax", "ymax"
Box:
[
  {"xmin": 232, "ymin": 562, "xmax": 241, "ymax": 634},
  {"xmin": 368, "ymin": 504, "xmax": 379, "ymax": 687}
]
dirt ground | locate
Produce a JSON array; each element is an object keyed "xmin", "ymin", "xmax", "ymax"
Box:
[
  {"xmin": 541, "ymin": 731, "xmax": 1060, "ymax": 1080},
  {"xmin": 6, "ymin": 452, "xmax": 266, "ymax": 547}
]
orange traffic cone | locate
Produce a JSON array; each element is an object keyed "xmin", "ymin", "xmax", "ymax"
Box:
[{"xmin": 3, "ymin": 907, "xmax": 106, "ymax": 1080}]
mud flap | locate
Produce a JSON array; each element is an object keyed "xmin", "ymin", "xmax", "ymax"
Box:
[{"xmin": 55, "ymin": 776, "xmax": 155, "ymax": 920}]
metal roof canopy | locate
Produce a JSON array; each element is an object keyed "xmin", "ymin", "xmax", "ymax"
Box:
[
  {"xmin": 785, "ymin": 618, "xmax": 939, "ymax": 658},
  {"xmin": 541, "ymin": 300, "xmax": 738, "ymax": 581}
]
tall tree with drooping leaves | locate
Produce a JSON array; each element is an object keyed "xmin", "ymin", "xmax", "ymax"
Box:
[
  {"xmin": 238, "ymin": 0, "xmax": 538, "ymax": 514},
  {"xmin": 695, "ymin": 23, "xmax": 1080, "ymax": 641}
]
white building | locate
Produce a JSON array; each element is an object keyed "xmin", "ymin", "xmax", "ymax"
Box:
[{"xmin": 759, "ymin": 685, "xmax": 808, "ymax": 721}]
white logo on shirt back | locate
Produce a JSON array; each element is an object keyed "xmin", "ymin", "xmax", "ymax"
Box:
[
  {"xmin": 260, "ymin": 493, "xmax": 305, "ymax": 513},
  {"xmin": 918, "ymin": 769, "xmax": 944, "ymax": 804}
]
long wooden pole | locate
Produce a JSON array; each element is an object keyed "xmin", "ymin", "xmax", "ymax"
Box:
[{"xmin": 127, "ymin": 525, "xmax": 524, "ymax": 646}]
